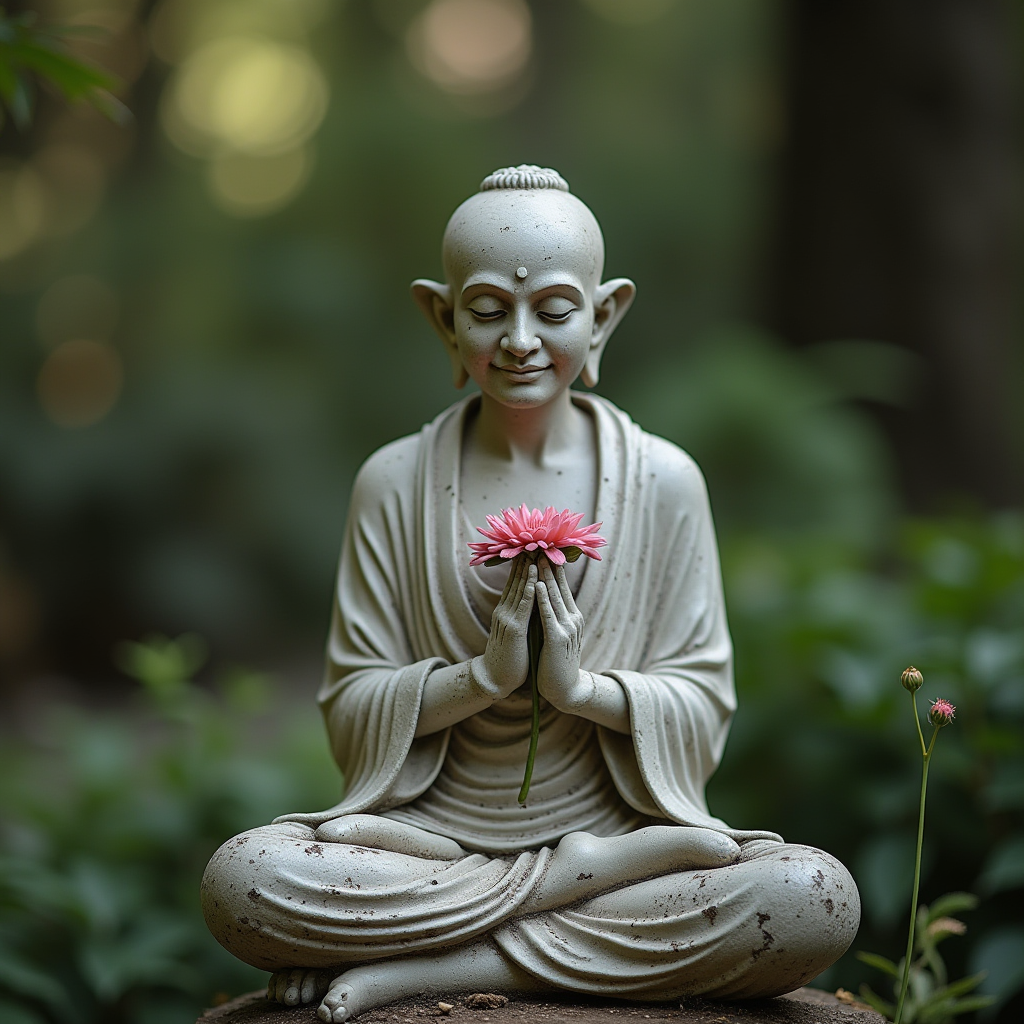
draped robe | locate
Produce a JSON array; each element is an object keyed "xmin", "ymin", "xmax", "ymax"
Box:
[{"xmin": 202, "ymin": 394, "xmax": 860, "ymax": 999}]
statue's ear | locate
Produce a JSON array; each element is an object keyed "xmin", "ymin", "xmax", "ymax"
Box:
[
  {"xmin": 581, "ymin": 277, "xmax": 636, "ymax": 388},
  {"xmin": 411, "ymin": 278, "xmax": 467, "ymax": 389}
]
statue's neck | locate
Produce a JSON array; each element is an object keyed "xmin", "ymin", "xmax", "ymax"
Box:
[{"xmin": 471, "ymin": 391, "xmax": 585, "ymax": 465}]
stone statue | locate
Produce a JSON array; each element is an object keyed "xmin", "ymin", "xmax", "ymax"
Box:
[{"xmin": 201, "ymin": 165, "xmax": 860, "ymax": 1023}]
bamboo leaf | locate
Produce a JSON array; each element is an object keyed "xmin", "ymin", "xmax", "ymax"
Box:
[
  {"xmin": 919, "ymin": 971, "xmax": 988, "ymax": 1004},
  {"xmin": 561, "ymin": 546, "xmax": 584, "ymax": 562},
  {"xmin": 484, "ymin": 556, "xmax": 506, "ymax": 567},
  {"xmin": 856, "ymin": 951, "xmax": 900, "ymax": 977},
  {"xmin": 926, "ymin": 892, "xmax": 978, "ymax": 922}
]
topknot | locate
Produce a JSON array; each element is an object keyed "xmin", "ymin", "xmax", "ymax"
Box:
[{"xmin": 479, "ymin": 164, "xmax": 570, "ymax": 193}]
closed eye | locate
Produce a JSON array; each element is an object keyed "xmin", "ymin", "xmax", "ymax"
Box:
[
  {"xmin": 538, "ymin": 310, "xmax": 573, "ymax": 323},
  {"xmin": 469, "ymin": 309, "xmax": 506, "ymax": 321}
]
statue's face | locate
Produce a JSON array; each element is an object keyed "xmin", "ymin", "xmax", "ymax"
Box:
[{"xmin": 442, "ymin": 189, "xmax": 606, "ymax": 409}]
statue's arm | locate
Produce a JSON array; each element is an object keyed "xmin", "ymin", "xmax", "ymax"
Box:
[{"xmin": 537, "ymin": 435, "xmax": 732, "ymax": 746}]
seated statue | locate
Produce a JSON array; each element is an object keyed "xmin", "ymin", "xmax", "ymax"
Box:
[{"xmin": 201, "ymin": 165, "xmax": 860, "ymax": 1022}]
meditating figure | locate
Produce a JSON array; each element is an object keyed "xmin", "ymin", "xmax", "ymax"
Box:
[{"xmin": 201, "ymin": 165, "xmax": 860, "ymax": 1022}]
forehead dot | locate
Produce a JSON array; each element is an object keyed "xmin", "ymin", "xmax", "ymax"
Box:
[{"xmin": 516, "ymin": 266, "xmax": 528, "ymax": 279}]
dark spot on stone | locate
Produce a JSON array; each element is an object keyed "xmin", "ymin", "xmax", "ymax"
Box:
[
  {"xmin": 813, "ymin": 869, "xmax": 825, "ymax": 890},
  {"xmin": 431, "ymin": 879, "xmax": 438, "ymax": 885},
  {"xmin": 239, "ymin": 916, "xmax": 248, "ymax": 925},
  {"xmin": 822, "ymin": 898, "xmax": 834, "ymax": 915},
  {"xmin": 247, "ymin": 888, "xmax": 261, "ymax": 903},
  {"xmin": 757, "ymin": 912, "xmax": 771, "ymax": 927},
  {"xmin": 780, "ymin": 856, "xmax": 790, "ymax": 862},
  {"xmin": 305, "ymin": 844, "xmax": 324, "ymax": 857},
  {"xmin": 249, "ymin": 859, "xmax": 255, "ymax": 864},
  {"xmin": 702, "ymin": 906, "xmax": 719, "ymax": 924},
  {"xmin": 577, "ymin": 873, "xmax": 594, "ymax": 880}
]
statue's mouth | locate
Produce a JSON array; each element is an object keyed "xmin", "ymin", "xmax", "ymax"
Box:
[{"xmin": 495, "ymin": 364, "xmax": 549, "ymax": 379}]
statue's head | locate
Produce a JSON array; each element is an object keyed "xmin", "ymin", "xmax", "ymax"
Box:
[{"xmin": 412, "ymin": 165, "xmax": 636, "ymax": 402}]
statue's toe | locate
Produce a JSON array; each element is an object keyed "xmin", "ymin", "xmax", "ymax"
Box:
[{"xmin": 319, "ymin": 981, "xmax": 355, "ymax": 1023}]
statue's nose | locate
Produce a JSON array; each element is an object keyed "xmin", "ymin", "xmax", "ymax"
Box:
[{"xmin": 501, "ymin": 314, "xmax": 541, "ymax": 358}]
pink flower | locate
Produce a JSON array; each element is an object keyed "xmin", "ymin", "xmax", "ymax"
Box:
[
  {"xmin": 929, "ymin": 698, "xmax": 956, "ymax": 727},
  {"xmin": 468, "ymin": 504, "xmax": 607, "ymax": 567}
]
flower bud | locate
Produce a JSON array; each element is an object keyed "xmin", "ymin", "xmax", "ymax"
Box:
[
  {"xmin": 901, "ymin": 666, "xmax": 924, "ymax": 692},
  {"xmin": 929, "ymin": 698, "xmax": 956, "ymax": 727}
]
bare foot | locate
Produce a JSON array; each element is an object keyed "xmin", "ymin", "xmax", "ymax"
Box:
[
  {"xmin": 318, "ymin": 965, "xmax": 394, "ymax": 1022},
  {"xmin": 267, "ymin": 968, "xmax": 332, "ymax": 1006},
  {"xmin": 524, "ymin": 826, "xmax": 741, "ymax": 913},
  {"xmin": 316, "ymin": 942, "xmax": 547, "ymax": 1021}
]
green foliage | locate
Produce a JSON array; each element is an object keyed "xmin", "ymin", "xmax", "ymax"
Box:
[
  {"xmin": 0, "ymin": 636, "xmax": 341, "ymax": 1024},
  {"xmin": 706, "ymin": 510, "xmax": 1024, "ymax": 1019},
  {"xmin": 857, "ymin": 894, "xmax": 996, "ymax": 1023},
  {"xmin": 0, "ymin": 8, "xmax": 125, "ymax": 128}
]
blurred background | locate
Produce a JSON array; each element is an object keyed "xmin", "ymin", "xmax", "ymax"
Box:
[{"xmin": 1, "ymin": 1, "xmax": 1022, "ymax": 1022}]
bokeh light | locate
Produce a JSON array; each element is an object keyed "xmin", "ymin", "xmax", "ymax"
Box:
[
  {"xmin": 406, "ymin": 0, "xmax": 532, "ymax": 96},
  {"xmin": 164, "ymin": 37, "xmax": 328, "ymax": 156},
  {"xmin": 36, "ymin": 339, "xmax": 125, "ymax": 428},
  {"xmin": 0, "ymin": 163, "xmax": 48, "ymax": 260},
  {"xmin": 207, "ymin": 146, "xmax": 312, "ymax": 217}
]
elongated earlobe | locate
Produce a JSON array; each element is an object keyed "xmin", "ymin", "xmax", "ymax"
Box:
[
  {"xmin": 582, "ymin": 278, "xmax": 636, "ymax": 387},
  {"xmin": 411, "ymin": 279, "xmax": 467, "ymax": 388}
]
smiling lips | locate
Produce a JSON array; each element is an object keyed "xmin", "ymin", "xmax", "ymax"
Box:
[{"xmin": 495, "ymin": 364, "xmax": 549, "ymax": 377}]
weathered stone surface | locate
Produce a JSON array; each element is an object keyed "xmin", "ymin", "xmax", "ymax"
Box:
[{"xmin": 198, "ymin": 986, "xmax": 883, "ymax": 1024}]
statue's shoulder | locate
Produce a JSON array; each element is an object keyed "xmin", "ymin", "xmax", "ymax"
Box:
[
  {"xmin": 641, "ymin": 430, "xmax": 709, "ymax": 503},
  {"xmin": 350, "ymin": 433, "xmax": 422, "ymax": 511},
  {"xmin": 349, "ymin": 398, "xmax": 466, "ymax": 512},
  {"xmin": 589, "ymin": 394, "xmax": 709, "ymax": 509}
]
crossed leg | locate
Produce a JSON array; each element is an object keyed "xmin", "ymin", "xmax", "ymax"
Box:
[{"xmin": 203, "ymin": 820, "xmax": 858, "ymax": 1022}]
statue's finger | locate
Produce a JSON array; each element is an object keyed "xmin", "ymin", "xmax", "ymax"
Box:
[
  {"xmin": 535, "ymin": 580, "xmax": 559, "ymax": 635},
  {"xmin": 499, "ymin": 555, "xmax": 522, "ymax": 605},
  {"xmin": 553, "ymin": 563, "xmax": 576, "ymax": 613},
  {"xmin": 541, "ymin": 559, "xmax": 570, "ymax": 621},
  {"xmin": 516, "ymin": 563, "xmax": 537, "ymax": 617}
]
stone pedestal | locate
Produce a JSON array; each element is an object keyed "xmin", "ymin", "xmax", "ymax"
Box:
[{"xmin": 198, "ymin": 987, "xmax": 883, "ymax": 1024}]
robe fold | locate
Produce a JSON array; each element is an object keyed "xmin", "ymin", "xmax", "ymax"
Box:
[
  {"xmin": 203, "ymin": 394, "xmax": 859, "ymax": 998},
  {"xmin": 276, "ymin": 393, "xmax": 779, "ymax": 845}
]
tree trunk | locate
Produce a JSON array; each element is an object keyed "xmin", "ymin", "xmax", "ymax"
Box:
[{"xmin": 768, "ymin": 0, "xmax": 1023, "ymax": 508}]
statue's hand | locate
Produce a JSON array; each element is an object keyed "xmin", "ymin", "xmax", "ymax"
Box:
[
  {"xmin": 535, "ymin": 559, "xmax": 588, "ymax": 712},
  {"xmin": 476, "ymin": 556, "xmax": 538, "ymax": 699}
]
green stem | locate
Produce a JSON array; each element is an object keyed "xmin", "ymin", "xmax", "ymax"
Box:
[
  {"xmin": 518, "ymin": 599, "xmax": 543, "ymax": 804},
  {"xmin": 894, "ymin": 714, "xmax": 939, "ymax": 1024}
]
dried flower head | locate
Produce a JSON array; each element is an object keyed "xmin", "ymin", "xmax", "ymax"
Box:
[
  {"xmin": 468, "ymin": 505, "xmax": 607, "ymax": 567},
  {"xmin": 929, "ymin": 698, "xmax": 956, "ymax": 727},
  {"xmin": 901, "ymin": 666, "xmax": 924, "ymax": 692},
  {"xmin": 927, "ymin": 917, "xmax": 967, "ymax": 938}
]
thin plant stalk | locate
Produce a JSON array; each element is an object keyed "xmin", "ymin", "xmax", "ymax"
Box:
[
  {"xmin": 894, "ymin": 693, "xmax": 939, "ymax": 1024},
  {"xmin": 518, "ymin": 598, "xmax": 543, "ymax": 804}
]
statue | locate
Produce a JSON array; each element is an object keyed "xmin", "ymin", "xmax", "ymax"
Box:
[{"xmin": 201, "ymin": 165, "xmax": 860, "ymax": 1022}]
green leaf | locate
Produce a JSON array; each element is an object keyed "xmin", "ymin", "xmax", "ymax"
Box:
[
  {"xmin": 919, "ymin": 994, "xmax": 996, "ymax": 1024},
  {"xmin": 561, "ymin": 546, "xmax": 583, "ymax": 562},
  {"xmin": 12, "ymin": 42, "xmax": 116, "ymax": 98},
  {"xmin": 483, "ymin": 556, "xmax": 506, "ymax": 567},
  {"xmin": 926, "ymin": 892, "xmax": 978, "ymax": 922},
  {"xmin": 857, "ymin": 951, "xmax": 900, "ymax": 977}
]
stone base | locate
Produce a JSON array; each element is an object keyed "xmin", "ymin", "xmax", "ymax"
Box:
[{"xmin": 198, "ymin": 987, "xmax": 883, "ymax": 1024}]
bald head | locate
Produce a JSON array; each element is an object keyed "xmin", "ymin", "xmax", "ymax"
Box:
[
  {"xmin": 412, "ymin": 165, "xmax": 634, "ymax": 391},
  {"xmin": 442, "ymin": 187, "xmax": 605, "ymax": 293}
]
